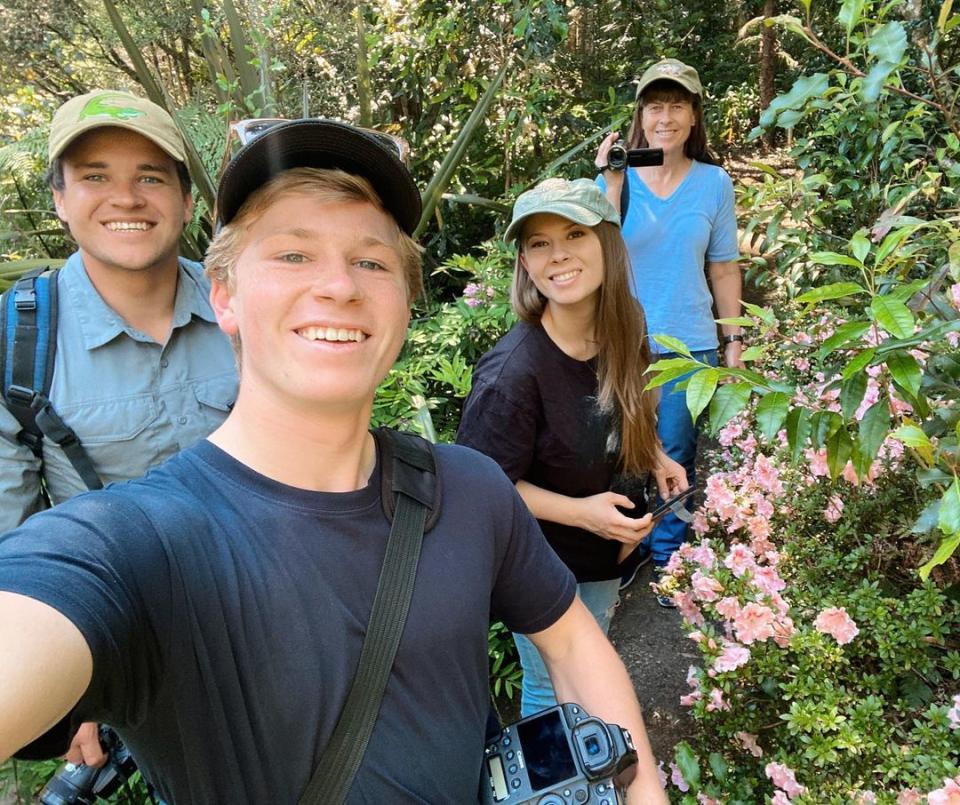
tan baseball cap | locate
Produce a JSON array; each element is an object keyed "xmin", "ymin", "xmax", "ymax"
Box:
[
  {"xmin": 635, "ymin": 58, "xmax": 703, "ymax": 99},
  {"xmin": 48, "ymin": 90, "xmax": 186, "ymax": 165},
  {"xmin": 504, "ymin": 178, "xmax": 620, "ymax": 243}
]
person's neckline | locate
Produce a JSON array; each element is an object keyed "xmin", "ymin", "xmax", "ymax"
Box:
[{"xmin": 633, "ymin": 158, "xmax": 698, "ymax": 202}]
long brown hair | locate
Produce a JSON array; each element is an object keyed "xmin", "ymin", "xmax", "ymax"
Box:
[
  {"xmin": 511, "ymin": 220, "xmax": 660, "ymax": 476},
  {"xmin": 626, "ymin": 80, "xmax": 720, "ymax": 166}
]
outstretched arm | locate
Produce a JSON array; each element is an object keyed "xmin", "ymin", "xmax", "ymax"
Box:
[
  {"xmin": 0, "ymin": 591, "xmax": 92, "ymax": 762},
  {"xmin": 527, "ymin": 597, "xmax": 668, "ymax": 805}
]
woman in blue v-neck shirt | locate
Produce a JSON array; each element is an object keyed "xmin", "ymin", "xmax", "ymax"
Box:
[{"xmin": 596, "ymin": 58, "xmax": 744, "ymax": 601}]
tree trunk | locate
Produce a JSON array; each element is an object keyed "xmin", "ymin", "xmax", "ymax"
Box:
[{"xmin": 760, "ymin": 0, "xmax": 777, "ymax": 148}]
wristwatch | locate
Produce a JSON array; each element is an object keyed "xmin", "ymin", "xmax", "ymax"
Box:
[{"xmin": 722, "ymin": 334, "xmax": 744, "ymax": 345}]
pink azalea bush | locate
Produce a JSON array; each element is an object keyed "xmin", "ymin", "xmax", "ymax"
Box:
[{"xmin": 654, "ymin": 319, "xmax": 960, "ymax": 802}]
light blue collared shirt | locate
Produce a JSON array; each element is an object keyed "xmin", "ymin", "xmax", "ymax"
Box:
[{"xmin": 0, "ymin": 252, "xmax": 238, "ymax": 531}]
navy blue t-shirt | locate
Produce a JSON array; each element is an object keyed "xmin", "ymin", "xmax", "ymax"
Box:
[{"xmin": 0, "ymin": 439, "xmax": 575, "ymax": 804}]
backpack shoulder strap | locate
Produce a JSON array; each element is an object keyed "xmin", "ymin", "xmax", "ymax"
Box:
[
  {"xmin": 1, "ymin": 267, "xmax": 60, "ymax": 456},
  {"xmin": 0, "ymin": 267, "xmax": 103, "ymax": 491},
  {"xmin": 374, "ymin": 426, "xmax": 441, "ymax": 531},
  {"xmin": 299, "ymin": 427, "xmax": 438, "ymax": 804}
]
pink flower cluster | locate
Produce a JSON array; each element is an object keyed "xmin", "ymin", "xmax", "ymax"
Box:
[
  {"xmin": 766, "ymin": 761, "xmax": 805, "ymax": 800},
  {"xmin": 695, "ymin": 450, "xmax": 784, "ymax": 541},
  {"xmin": 949, "ymin": 694, "xmax": 960, "ymax": 730},
  {"xmin": 813, "ymin": 606, "xmax": 860, "ymax": 645},
  {"xmin": 928, "ymin": 775, "xmax": 960, "ymax": 805},
  {"xmin": 462, "ymin": 282, "xmax": 496, "ymax": 307}
]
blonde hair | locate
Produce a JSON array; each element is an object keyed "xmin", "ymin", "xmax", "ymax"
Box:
[
  {"xmin": 205, "ymin": 167, "xmax": 424, "ymax": 299},
  {"xmin": 511, "ymin": 219, "xmax": 660, "ymax": 476}
]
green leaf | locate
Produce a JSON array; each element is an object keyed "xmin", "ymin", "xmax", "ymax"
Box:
[
  {"xmin": 863, "ymin": 61, "xmax": 896, "ymax": 103},
  {"xmin": 875, "ymin": 226, "xmax": 918, "ymax": 265},
  {"xmin": 741, "ymin": 300, "xmax": 776, "ymax": 326},
  {"xmin": 920, "ymin": 533, "xmax": 960, "ymax": 580},
  {"xmin": 809, "ymin": 251, "xmax": 863, "ymax": 268},
  {"xmin": 715, "ymin": 316, "xmax": 756, "ymax": 327},
  {"xmin": 950, "ymin": 241, "xmax": 960, "ymax": 281},
  {"xmin": 740, "ymin": 345, "xmax": 763, "ymax": 362},
  {"xmin": 886, "ymin": 352, "xmax": 922, "ymax": 398},
  {"xmin": 708, "ymin": 383, "xmax": 753, "ymax": 434},
  {"xmin": 858, "ymin": 400, "xmax": 890, "ymax": 464},
  {"xmin": 709, "ymin": 752, "xmax": 728, "ymax": 781},
  {"xmin": 939, "ymin": 477, "xmax": 960, "ymax": 536},
  {"xmin": 674, "ymin": 742, "xmax": 701, "ymax": 791},
  {"xmin": 899, "ymin": 674, "xmax": 935, "ymax": 708},
  {"xmin": 811, "ymin": 411, "xmax": 843, "ymax": 448},
  {"xmin": 686, "ymin": 368, "xmax": 720, "ymax": 424},
  {"xmin": 786, "ymin": 406, "xmax": 813, "ymax": 462},
  {"xmin": 850, "ymin": 230, "xmax": 871, "ymax": 263},
  {"xmin": 827, "ymin": 427, "xmax": 854, "ymax": 479},
  {"xmin": 939, "ymin": 0, "xmax": 955, "ymax": 34},
  {"xmin": 653, "ymin": 334, "xmax": 694, "ymax": 357},
  {"xmin": 838, "ymin": 0, "xmax": 865, "ymax": 34},
  {"xmin": 644, "ymin": 364, "xmax": 699, "ymax": 391},
  {"xmin": 891, "ymin": 424, "xmax": 934, "ymax": 463},
  {"xmin": 795, "ymin": 282, "xmax": 867, "ymax": 304},
  {"xmin": 840, "ymin": 372, "xmax": 868, "ymax": 421},
  {"xmin": 818, "ymin": 320, "xmax": 872, "ymax": 359},
  {"xmin": 868, "ymin": 21, "xmax": 908, "ymax": 65},
  {"xmin": 841, "ymin": 348, "xmax": 877, "ymax": 380},
  {"xmin": 870, "ymin": 297, "xmax": 915, "ymax": 338},
  {"xmin": 756, "ymin": 391, "xmax": 791, "ymax": 439}
]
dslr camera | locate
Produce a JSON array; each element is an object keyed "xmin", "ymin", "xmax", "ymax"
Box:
[
  {"xmin": 39, "ymin": 726, "xmax": 138, "ymax": 805},
  {"xmin": 604, "ymin": 145, "xmax": 663, "ymax": 171},
  {"xmin": 480, "ymin": 703, "xmax": 638, "ymax": 805}
]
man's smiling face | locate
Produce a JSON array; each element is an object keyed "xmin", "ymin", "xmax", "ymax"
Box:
[
  {"xmin": 210, "ymin": 191, "xmax": 411, "ymax": 414},
  {"xmin": 53, "ymin": 127, "xmax": 192, "ymax": 280}
]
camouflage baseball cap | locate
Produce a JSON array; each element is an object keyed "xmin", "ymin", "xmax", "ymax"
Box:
[
  {"xmin": 504, "ymin": 178, "xmax": 620, "ymax": 243},
  {"xmin": 635, "ymin": 58, "xmax": 703, "ymax": 99},
  {"xmin": 48, "ymin": 90, "xmax": 186, "ymax": 165}
]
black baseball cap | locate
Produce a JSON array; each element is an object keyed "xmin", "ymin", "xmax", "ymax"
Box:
[{"xmin": 215, "ymin": 118, "xmax": 422, "ymax": 235}]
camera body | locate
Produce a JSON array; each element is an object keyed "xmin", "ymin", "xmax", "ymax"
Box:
[
  {"xmin": 39, "ymin": 726, "xmax": 138, "ymax": 805},
  {"xmin": 605, "ymin": 145, "xmax": 663, "ymax": 171},
  {"xmin": 480, "ymin": 702, "xmax": 637, "ymax": 805}
]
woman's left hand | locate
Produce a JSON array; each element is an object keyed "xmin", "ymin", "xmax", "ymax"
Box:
[{"xmin": 652, "ymin": 450, "xmax": 688, "ymax": 499}]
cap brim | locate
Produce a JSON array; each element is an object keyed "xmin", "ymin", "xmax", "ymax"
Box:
[
  {"xmin": 49, "ymin": 119, "xmax": 186, "ymax": 164},
  {"xmin": 216, "ymin": 120, "xmax": 422, "ymax": 235},
  {"xmin": 504, "ymin": 203, "xmax": 605, "ymax": 243}
]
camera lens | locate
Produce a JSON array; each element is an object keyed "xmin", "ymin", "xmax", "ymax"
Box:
[{"xmin": 606, "ymin": 144, "xmax": 627, "ymax": 172}]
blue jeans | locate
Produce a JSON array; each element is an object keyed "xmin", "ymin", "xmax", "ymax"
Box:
[
  {"xmin": 649, "ymin": 348, "xmax": 718, "ymax": 566},
  {"xmin": 512, "ymin": 579, "xmax": 620, "ymax": 717}
]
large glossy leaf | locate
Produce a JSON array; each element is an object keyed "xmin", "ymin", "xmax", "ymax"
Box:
[
  {"xmin": 686, "ymin": 368, "xmax": 720, "ymax": 424},
  {"xmin": 919, "ymin": 533, "xmax": 960, "ymax": 580},
  {"xmin": 674, "ymin": 743, "xmax": 701, "ymax": 790},
  {"xmin": 857, "ymin": 400, "xmax": 890, "ymax": 464},
  {"xmin": 756, "ymin": 391, "xmax": 791, "ymax": 439},
  {"xmin": 868, "ymin": 21, "xmax": 908, "ymax": 64},
  {"xmin": 891, "ymin": 424, "xmax": 934, "ymax": 464},
  {"xmin": 838, "ymin": 0, "xmax": 865, "ymax": 35},
  {"xmin": 795, "ymin": 282, "xmax": 866, "ymax": 304},
  {"xmin": 827, "ymin": 428, "xmax": 853, "ymax": 479},
  {"xmin": 940, "ymin": 477, "xmax": 960, "ymax": 535},
  {"xmin": 840, "ymin": 372, "xmax": 868, "ymax": 421},
  {"xmin": 653, "ymin": 334, "xmax": 694, "ymax": 357},
  {"xmin": 841, "ymin": 348, "xmax": 877, "ymax": 380},
  {"xmin": 870, "ymin": 296, "xmax": 914, "ymax": 338},
  {"xmin": 809, "ymin": 251, "xmax": 862, "ymax": 268},
  {"xmin": 759, "ymin": 73, "xmax": 830, "ymax": 128},
  {"xmin": 708, "ymin": 382, "xmax": 752, "ymax": 434},
  {"xmin": 786, "ymin": 406, "xmax": 812, "ymax": 463},
  {"xmin": 886, "ymin": 352, "xmax": 922, "ymax": 398},
  {"xmin": 818, "ymin": 320, "xmax": 871, "ymax": 359},
  {"xmin": 863, "ymin": 61, "xmax": 897, "ymax": 103}
]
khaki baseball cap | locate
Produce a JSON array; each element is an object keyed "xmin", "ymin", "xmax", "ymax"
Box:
[
  {"xmin": 635, "ymin": 58, "xmax": 703, "ymax": 99},
  {"xmin": 48, "ymin": 90, "xmax": 186, "ymax": 165},
  {"xmin": 504, "ymin": 178, "xmax": 620, "ymax": 243}
]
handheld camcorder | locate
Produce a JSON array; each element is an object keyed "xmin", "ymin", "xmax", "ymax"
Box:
[
  {"xmin": 480, "ymin": 703, "xmax": 638, "ymax": 805},
  {"xmin": 605, "ymin": 145, "xmax": 663, "ymax": 172},
  {"xmin": 39, "ymin": 726, "xmax": 138, "ymax": 805}
]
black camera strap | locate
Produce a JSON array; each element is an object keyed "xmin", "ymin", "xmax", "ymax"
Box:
[{"xmin": 299, "ymin": 427, "xmax": 438, "ymax": 805}]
